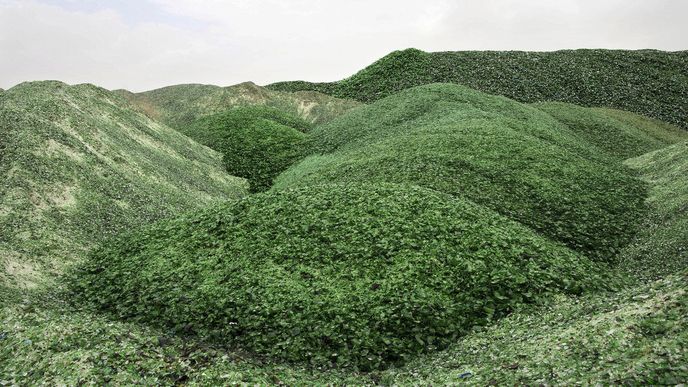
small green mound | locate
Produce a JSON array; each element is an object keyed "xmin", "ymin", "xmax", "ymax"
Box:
[
  {"xmin": 334, "ymin": 48, "xmax": 434, "ymax": 101},
  {"xmin": 268, "ymin": 48, "xmax": 688, "ymax": 129},
  {"xmin": 186, "ymin": 106, "xmax": 311, "ymax": 192},
  {"xmin": 71, "ymin": 183, "xmax": 614, "ymax": 369},
  {"xmin": 534, "ymin": 102, "xmax": 688, "ymax": 159},
  {"xmin": 275, "ymin": 83, "xmax": 648, "ymax": 261}
]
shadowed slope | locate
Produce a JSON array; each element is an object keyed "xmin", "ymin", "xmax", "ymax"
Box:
[
  {"xmin": 534, "ymin": 102, "xmax": 688, "ymax": 159},
  {"xmin": 185, "ymin": 106, "xmax": 311, "ymax": 192}
]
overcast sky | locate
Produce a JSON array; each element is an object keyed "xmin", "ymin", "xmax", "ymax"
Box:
[{"xmin": 1, "ymin": 0, "xmax": 686, "ymax": 92}]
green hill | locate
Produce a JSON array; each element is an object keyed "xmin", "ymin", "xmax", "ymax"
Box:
[
  {"xmin": 267, "ymin": 48, "xmax": 688, "ymax": 129},
  {"xmin": 622, "ymin": 141, "xmax": 688, "ymax": 280},
  {"xmin": 71, "ymin": 183, "xmax": 614, "ymax": 369},
  {"xmin": 274, "ymin": 83, "xmax": 650, "ymax": 261},
  {"xmin": 9, "ymin": 136, "xmax": 687, "ymax": 383},
  {"xmin": 117, "ymin": 81, "xmax": 361, "ymax": 131},
  {"xmin": 7, "ymin": 133, "xmax": 688, "ymax": 383},
  {"xmin": 185, "ymin": 106, "xmax": 311, "ymax": 192},
  {"xmin": 0, "ymin": 81, "xmax": 247, "ymax": 292},
  {"xmin": 2, "ymin": 50, "xmax": 687, "ymax": 383}
]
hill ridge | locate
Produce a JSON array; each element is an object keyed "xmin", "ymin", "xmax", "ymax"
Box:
[
  {"xmin": 267, "ymin": 48, "xmax": 688, "ymax": 129},
  {"xmin": 118, "ymin": 81, "xmax": 362, "ymax": 131}
]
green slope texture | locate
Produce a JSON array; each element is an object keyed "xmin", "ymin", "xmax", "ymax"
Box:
[
  {"xmin": 0, "ymin": 81, "xmax": 247, "ymax": 291},
  {"xmin": 185, "ymin": 106, "xmax": 312, "ymax": 192},
  {"xmin": 274, "ymin": 83, "xmax": 650, "ymax": 261},
  {"xmin": 72, "ymin": 183, "xmax": 616, "ymax": 369}
]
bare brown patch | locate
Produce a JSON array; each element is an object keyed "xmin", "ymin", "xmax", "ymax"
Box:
[
  {"xmin": 297, "ymin": 100, "xmax": 319, "ymax": 121},
  {"xmin": 30, "ymin": 184, "xmax": 77, "ymax": 211},
  {"xmin": 130, "ymin": 95, "xmax": 162, "ymax": 121},
  {"xmin": 3, "ymin": 251, "xmax": 41, "ymax": 289},
  {"xmin": 41, "ymin": 139, "xmax": 84, "ymax": 162}
]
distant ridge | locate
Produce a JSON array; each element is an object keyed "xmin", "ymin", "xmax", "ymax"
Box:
[
  {"xmin": 268, "ymin": 48, "xmax": 688, "ymax": 129},
  {"xmin": 116, "ymin": 81, "xmax": 361, "ymax": 131}
]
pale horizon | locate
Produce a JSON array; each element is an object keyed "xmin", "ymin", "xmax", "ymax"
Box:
[{"xmin": 1, "ymin": 0, "xmax": 687, "ymax": 92}]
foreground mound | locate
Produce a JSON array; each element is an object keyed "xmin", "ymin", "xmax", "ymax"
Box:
[
  {"xmin": 0, "ymin": 81, "xmax": 246, "ymax": 291},
  {"xmin": 185, "ymin": 106, "xmax": 311, "ymax": 192},
  {"xmin": 275, "ymin": 84, "xmax": 647, "ymax": 261},
  {"xmin": 268, "ymin": 48, "xmax": 688, "ymax": 129},
  {"xmin": 72, "ymin": 183, "xmax": 613, "ymax": 369}
]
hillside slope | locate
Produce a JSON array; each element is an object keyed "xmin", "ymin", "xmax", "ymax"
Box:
[
  {"xmin": 3, "ymin": 101, "xmax": 686, "ymax": 385},
  {"xmin": 533, "ymin": 103, "xmax": 688, "ymax": 159},
  {"xmin": 267, "ymin": 48, "xmax": 688, "ymax": 129},
  {"xmin": 117, "ymin": 82, "xmax": 361, "ymax": 131},
  {"xmin": 622, "ymin": 141, "xmax": 688, "ymax": 280},
  {"xmin": 0, "ymin": 81, "xmax": 247, "ymax": 292},
  {"xmin": 3, "ymin": 269, "xmax": 685, "ymax": 385},
  {"xmin": 274, "ymin": 83, "xmax": 650, "ymax": 261}
]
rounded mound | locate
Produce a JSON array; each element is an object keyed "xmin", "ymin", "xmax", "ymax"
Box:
[
  {"xmin": 275, "ymin": 83, "xmax": 648, "ymax": 261},
  {"xmin": 188, "ymin": 106, "xmax": 311, "ymax": 192},
  {"xmin": 72, "ymin": 183, "xmax": 614, "ymax": 369}
]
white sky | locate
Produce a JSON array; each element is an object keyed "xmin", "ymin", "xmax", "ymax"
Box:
[{"xmin": 1, "ymin": 0, "xmax": 686, "ymax": 92}]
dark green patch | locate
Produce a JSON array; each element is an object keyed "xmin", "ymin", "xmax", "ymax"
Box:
[
  {"xmin": 185, "ymin": 106, "xmax": 311, "ymax": 192},
  {"xmin": 70, "ymin": 183, "xmax": 615, "ymax": 369}
]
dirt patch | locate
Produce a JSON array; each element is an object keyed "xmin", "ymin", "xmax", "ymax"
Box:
[
  {"xmin": 3, "ymin": 251, "xmax": 41, "ymax": 289},
  {"xmin": 297, "ymin": 100, "xmax": 319, "ymax": 121},
  {"xmin": 42, "ymin": 139, "xmax": 84, "ymax": 162},
  {"xmin": 29, "ymin": 184, "xmax": 77, "ymax": 211}
]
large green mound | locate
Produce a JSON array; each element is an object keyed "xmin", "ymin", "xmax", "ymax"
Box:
[
  {"xmin": 622, "ymin": 141, "xmax": 688, "ymax": 280},
  {"xmin": 71, "ymin": 183, "xmax": 613, "ymax": 369},
  {"xmin": 0, "ymin": 81, "xmax": 246, "ymax": 291},
  {"xmin": 117, "ymin": 82, "xmax": 361, "ymax": 131},
  {"xmin": 267, "ymin": 48, "xmax": 688, "ymax": 129},
  {"xmin": 185, "ymin": 106, "xmax": 311, "ymax": 192},
  {"xmin": 275, "ymin": 83, "xmax": 648, "ymax": 261}
]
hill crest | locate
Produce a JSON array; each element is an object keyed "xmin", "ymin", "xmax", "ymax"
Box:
[{"xmin": 267, "ymin": 48, "xmax": 688, "ymax": 129}]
